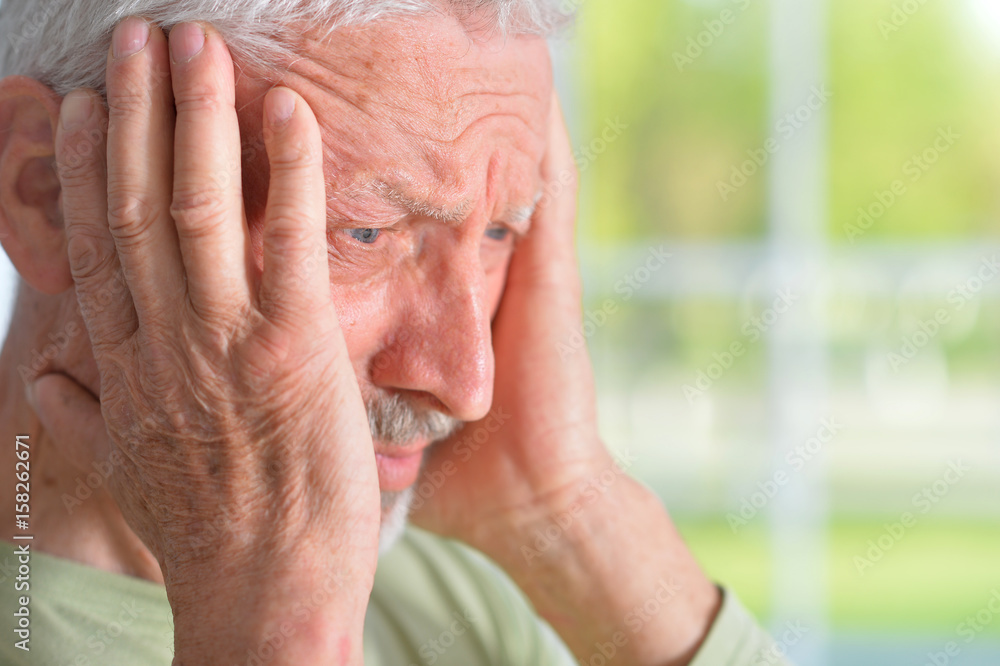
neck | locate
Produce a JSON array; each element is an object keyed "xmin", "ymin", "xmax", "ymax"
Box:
[{"xmin": 0, "ymin": 328, "xmax": 163, "ymax": 584}]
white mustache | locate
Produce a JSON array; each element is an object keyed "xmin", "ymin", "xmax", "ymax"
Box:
[{"xmin": 366, "ymin": 393, "xmax": 462, "ymax": 446}]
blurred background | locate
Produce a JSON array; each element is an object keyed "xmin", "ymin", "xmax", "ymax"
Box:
[
  {"xmin": 2, "ymin": 0, "xmax": 998, "ymax": 663},
  {"xmin": 554, "ymin": 0, "xmax": 1000, "ymax": 663}
]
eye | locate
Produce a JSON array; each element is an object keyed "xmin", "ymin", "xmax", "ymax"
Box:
[
  {"xmin": 485, "ymin": 226, "xmax": 511, "ymax": 242},
  {"xmin": 348, "ymin": 228, "xmax": 380, "ymax": 244}
]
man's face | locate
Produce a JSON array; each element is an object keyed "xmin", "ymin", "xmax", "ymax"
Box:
[{"xmin": 234, "ymin": 16, "xmax": 553, "ymax": 500}]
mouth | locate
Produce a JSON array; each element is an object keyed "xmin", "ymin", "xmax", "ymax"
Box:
[{"xmin": 375, "ymin": 439, "xmax": 431, "ymax": 492}]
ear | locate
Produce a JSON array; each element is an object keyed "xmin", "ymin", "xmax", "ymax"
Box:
[{"xmin": 0, "ymin": 75, "xmax": 72, "ymax": 295}]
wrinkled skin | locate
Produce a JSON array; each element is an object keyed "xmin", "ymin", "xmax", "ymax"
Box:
[
  {"xmin": 0, "ymin": 11, "xmax": 720, "ymax": 666},
  {"xmin": 52, "ymin": 20, "xmax": 383, "ymax": 662}
]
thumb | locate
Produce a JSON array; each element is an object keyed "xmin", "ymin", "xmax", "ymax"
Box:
[{"xmin": 27, "ymin": 373, "xmax": 112, "ymax": 475}]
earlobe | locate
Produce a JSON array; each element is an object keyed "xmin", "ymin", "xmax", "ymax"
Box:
[{"xmin": 0, "ymin": 75, "xmax": 73, "ymax": 295}]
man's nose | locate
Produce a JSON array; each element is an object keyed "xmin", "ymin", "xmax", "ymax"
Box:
[{"xmin": 369, "ymin": 252, "xmax": 494, "ymax": 423}]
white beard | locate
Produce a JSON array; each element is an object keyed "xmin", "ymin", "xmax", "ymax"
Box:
[{"xmin": 378, "ymin": 486, "xmax": 415, "ymax": 556}]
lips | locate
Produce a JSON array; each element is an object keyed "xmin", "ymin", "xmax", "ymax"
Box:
[{"xmin": 375, "ymin": 439, "xmax": 430, "ymax": 492}]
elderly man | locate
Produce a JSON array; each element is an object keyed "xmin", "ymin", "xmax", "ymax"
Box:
[{"xmin": 0, "ymin": 1, "xmax": 788, "ymax": 664}]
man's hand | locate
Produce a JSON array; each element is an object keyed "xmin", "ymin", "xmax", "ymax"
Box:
[
  {"xmin": 412, "ymin": 96, "xmax": 721, "ymax": 665},
  {"xmin": 411, "ymin": 94, "xmax": 608, "ymax": 540},
  {"xmin": 36, "ymin": 19, "xmax": 379, "ymax": 665}
]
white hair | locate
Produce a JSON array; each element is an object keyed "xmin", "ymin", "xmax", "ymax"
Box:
[
  {"xmin": 0, "ymin": 0, "xmax": 573, "ymax": 95},
  {"xmin": 378, "ymin": 486, "xmax": 414, "ymax": 555}
]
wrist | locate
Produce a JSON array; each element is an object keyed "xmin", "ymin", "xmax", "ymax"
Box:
[
  {"xmin": 171, "ymin": 580, "xmax": 370, "ymax": 665},
  {"xmin": 480, "ymin": 471, "xmax": 720, "ymax": 666},
  {"xmin": 470, "ymin": 446, "xmax": 629, "ymax": 566},
  {"xmin": 166, "ymin": 550, "xmax": 373, "ymax": 665}
]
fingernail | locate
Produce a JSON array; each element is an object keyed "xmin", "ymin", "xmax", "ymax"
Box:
[
  {"xmin": 113, "ymin": 17, "xmax": 150, "ymax": 59},
  {"xmin": 267, "ymin": 88, "xmax": 296, "ymax": 128},
  {"xmin": 170, "ymin": 22, "xmax": 205, "ymax": 63},
  {"xmin": 61, "ymin": 91, "xmax": 93, "ymax": 131}
]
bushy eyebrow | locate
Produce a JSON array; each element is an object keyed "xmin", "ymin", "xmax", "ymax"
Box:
[
  {"xmin": 496, "ymin": 201, "xmax": 536, "ymax": 238},
  {"xmin": 343, "ymin": 178, "xmax": 539, "ymax": 236},
  {"xmin": 503, "ymin": 200, "xmax": 538, "ymax": 226},
  {"xmin": 371, "ymin": 180, "xmax": 473, "ymax": 224}
]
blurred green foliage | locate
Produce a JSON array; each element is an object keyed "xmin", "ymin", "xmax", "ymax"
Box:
[
  {"xmin": 571, "ymin": 0, "xmax": 1000, "ymax": 243},
  {"xmin": 571, "ymin": 0, "xmax": 1000, "ymax": 642},
  {"xmin": 574, "ymin": 0, "xmax": 769, "ymax": 241},
  {"xmin": 681, "ymin": 518, "xmax": 1000, "ymax": 634},
  {"xmin": 830, "ymin": 0, "xmax": 1000, "ymax": 240}
]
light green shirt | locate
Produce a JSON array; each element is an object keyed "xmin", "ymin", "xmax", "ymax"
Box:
[{"xmin": 0, "ymin": 529, "xmax": 788, "ymax": 665}]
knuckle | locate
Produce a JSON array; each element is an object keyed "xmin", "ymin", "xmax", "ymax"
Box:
[
  {"xmin": 170, "ymin": 184, "xmax": 230, "ymax": 234},
  {"xmin": 187, "ymin": 299, "xmax": 241, "ymax": 330},
  {"xmin": 184, "ymin": 298, "xmax": 252, "ymax": 344},
  {"xmin": 264, "ymin": 211, "xmax": 317, "ymax": 248},
  {"xmin": 238, "ymin": 318, "xmax": 295, "ymax": 380},
  {"xmin": 107, "ymin": 87, "xmax": 152, "ymax": 117},
  {"xmin": 185, "ymin": 311, "xmax": 236, "ymax": 355},
  {"xmin": 66, "ymin": 230, "xmax": 115, "ymax": 282},
  {"xmin": 267, "ymin": 139, "xmax": 321, "ymax": 171},
  {"xmin": 173, "ymin": 84, "xmax": 227, "ymax": 115},
  {"xmin": 106, "ymin": 188, "xmax": 157, "ymax": 245},
  {"xmin": 58, "ymin": 163, "xmax": 100, "ymax": 190}
]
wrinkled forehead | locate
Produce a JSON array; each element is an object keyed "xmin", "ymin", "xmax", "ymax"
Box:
[
  {"xmin": 286, "ymin": 14, "xmax": 552, "ymax": 133},
  {"xmin": 292, "ymin": 16, "xmax": 548, "ymax": 194},
  {"xmin": 235, "ymin": 13, "xmax": 553, "ymax": 225}
]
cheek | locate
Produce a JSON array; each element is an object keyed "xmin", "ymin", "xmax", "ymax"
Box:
[
  {"xmin": 330, "ymin": 280, "xmax": 385, "ymax": 381},
  {"xmin": 486, "ymin": 254, "xmax": 513, "ymax": 319}
]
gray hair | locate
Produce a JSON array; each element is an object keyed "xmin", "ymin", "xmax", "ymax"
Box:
[{"xmin": 0, "ymin": 0, "xmax": 573, "ymax": 95}]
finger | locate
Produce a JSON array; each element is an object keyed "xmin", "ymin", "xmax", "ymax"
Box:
[
  {"xmin": 258, "ymin": 86, "xmax": 332, "ymax": 328},
  {"xmin": 535, "ymin": 92, "xmax": 579, "ymax": 247},
  {"xmin": 27, "ymin": 373, "xmax": 112, "ymax": 475},
  {"xmin": 494, "ymin": 92, "xmax": 592, "ymax": 380},
  {"xmin": 55, "ymin": 88, "xmax": 138, "ymax": 352},
  {"xmin": 105, "ymin": 18, "xmax": 186, "ymax": 324},
  {"xmin": 504, "ymin": 91, "xmax": 581, "ymax": 299},
  {"xmin": 168, "ymin": 22, "xmax": 251, "ymax": 318}
]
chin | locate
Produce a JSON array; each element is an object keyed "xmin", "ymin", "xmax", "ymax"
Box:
[{"xmin": 378, "ymin": 486, "xmax": 415, "ymax": 556}]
